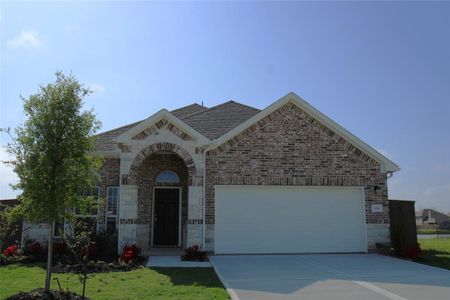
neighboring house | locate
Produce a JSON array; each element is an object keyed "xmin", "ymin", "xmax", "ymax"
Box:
[
  {"xmin": 22, "ymin": 92, "xmax": 399, "ymax": 254},
  {"xmin": 416, "ymin": 209, "xmax": 450, "ymax": 229}
]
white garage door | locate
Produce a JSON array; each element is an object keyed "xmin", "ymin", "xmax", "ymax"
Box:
[{"xmin": 214, "ymin": 186, "xmax": 367, "ymax": 254}]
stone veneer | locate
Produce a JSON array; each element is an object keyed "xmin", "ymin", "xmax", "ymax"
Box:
[{"xmin": 205, "ymin": 102, "xmax": 390, "ymax": 251}]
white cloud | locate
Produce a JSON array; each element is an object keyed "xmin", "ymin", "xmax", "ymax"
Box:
[
  {"xmin": 0, "ymin": 148, "xmax": 19, "ymax": 199},
  {"xmin": 6, "ymin": 30, "xmax": 44, "ymax": 49},
  {"xmin": 89, "ymin": 83, "xmax": 106, "ymax": 94}
]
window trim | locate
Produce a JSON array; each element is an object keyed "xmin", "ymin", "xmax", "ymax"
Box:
[
  {"xmin": 106, "ymin": 186, "xmax": 120, "ymax": 232},
  {"xmin": 74, "ymin": 186, "xmax": 100, "ymax": 233}
]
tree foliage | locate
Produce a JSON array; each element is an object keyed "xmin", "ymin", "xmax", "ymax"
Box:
[{"xmin": 5, "ymin": 71, "xmax": 102, "ymax": 224}]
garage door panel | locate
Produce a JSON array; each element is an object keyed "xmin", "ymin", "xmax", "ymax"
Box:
[{"xmin": 214, "ymin": 186, "xmax": 367, "ymax": 254}]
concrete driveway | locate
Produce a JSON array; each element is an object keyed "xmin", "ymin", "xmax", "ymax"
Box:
[{"xmin": 210, "ymin": 254, "xmax": 450, "ymax": 300}]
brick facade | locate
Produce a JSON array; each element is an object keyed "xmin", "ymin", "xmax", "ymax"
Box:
[{"xmin": 205, "ymin": 103, "xmax": 389, "ymax": 247}]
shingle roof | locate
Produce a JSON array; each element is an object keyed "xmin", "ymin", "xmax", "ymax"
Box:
[
  {"xmin": 94, "ymin": 101, "xmax": 260, "ymax": 151},
  {"xmin": 94, "ymin": 120, "xmax": 142, "ymax": 151},
  {"xmin": 171, "ymin": 103, "xmax": 208, "ymax": 118},
  {"xmin": 182, "ymin": 101, "xmax": 261, "ymax": 139}
]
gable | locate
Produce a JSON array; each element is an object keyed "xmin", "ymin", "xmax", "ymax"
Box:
[
  {"xmin": 210, "ymin": 102, "xmax": 380, "ymax": 169},
  {"xmin": 115, "ymin": 109, "xmax": 210, "ymax": 145},
  {"xmin": 131, "ymin": 119, "xmax": 192, "ymax": 141},
  {"xmin": 210, "ymin": 92, "xmax": 399, "ymax": 173}
]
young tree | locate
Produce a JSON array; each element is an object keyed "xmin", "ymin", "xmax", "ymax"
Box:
[{"xmin": 5, "ymin": 72, "xmax": 101, "ymax": 290}]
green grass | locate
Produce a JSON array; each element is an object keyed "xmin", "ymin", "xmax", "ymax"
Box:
[
  {"xmin": 0, "ymin": 264, "xmax": 229, "ymax": 300},
  {"xmin": 418, "ymin": 238, "xmax": 450, "ymax": 270},
  {"xmin": 417, "ymin": 229, "xmax": 450, "ymax": 235}
]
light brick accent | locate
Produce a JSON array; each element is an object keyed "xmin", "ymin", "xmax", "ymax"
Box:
[
  {"xmin": 125, "ymin": 142, "xmax": 197, "ymax": 184},
  {"xmin": 131, "ymin": 119, "xmax": 192, "ymax": 141}
]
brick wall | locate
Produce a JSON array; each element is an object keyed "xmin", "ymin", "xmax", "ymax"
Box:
[{"xmin": 205, "ymin": 103, "xmax": 389, "ymax": 242}]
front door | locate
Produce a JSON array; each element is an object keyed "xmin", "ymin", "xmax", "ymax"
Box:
[{"xmin": 153, "ymin": 188, "xmax": 180, "ymax": 246}]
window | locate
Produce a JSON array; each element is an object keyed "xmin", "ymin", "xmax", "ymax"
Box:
[
  {"xmin": 54, "ymin": 221, "xmax": 64, "ymax": 238},
  {"xmin": 106, "ymin": 187, "xmax": 119, "ymax": 233},
  {"xmin": 74, "ymin": 186, "xmax": 100, "ymax": 235},
  {"xmin": 155, "ymin": 170, "xmax": 180, "ymax": 184},
  {"xmin": 76, "ymin": 187, "xmax": 100, "ymax": 216}
]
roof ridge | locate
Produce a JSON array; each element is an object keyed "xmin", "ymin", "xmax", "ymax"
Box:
[
  {"xmin": 95, "ymin": 120, "xmax": 143, "ymax": 136},
  {"xmin": 171, "ymin": 103, "xmax": 205, "ymax": 113},
  {"xmin": 183, "ymin": 100, "xmax": 259, "ymax": 120},
  {"xmin": 228, "ymin": 100, "xmax": 261, "ymax": 112}
]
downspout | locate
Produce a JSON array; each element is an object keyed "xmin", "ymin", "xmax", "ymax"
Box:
[{"xmin": 202, "ymin": 143, "xmax": 214, "ymax": 251}]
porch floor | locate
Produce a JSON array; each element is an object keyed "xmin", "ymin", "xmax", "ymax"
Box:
[{"xmin": 142, "ymin": 247, "xmax": 184, "ymax": 256}]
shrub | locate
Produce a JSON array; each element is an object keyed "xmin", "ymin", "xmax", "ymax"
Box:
[
  {"xmin": 402, "ymin": 243, "xmax": 422, "ymax": 259},
  {"xmin": 3, "ymin": 243, "xmax": 19, "ymax": 256},
  {"xmin": 93, "ymin": 231, "xmax": 118, "ymax": 262},
  {"xmin": 120, "ymin": 244, "xmax": 140, "ymax": 263},
  {"xmin": 24, "ymin": 240, "xmax": 42, "ymax": 255},
  {"xmin": 182, "ymin": 245, "xmax": 207, "ymax": 261}
]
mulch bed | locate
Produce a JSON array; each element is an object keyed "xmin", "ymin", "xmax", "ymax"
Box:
[
  {"xmin": 6, "ymin": 288, "xmax": 88, "ymax": 300},
  {"xmin": 52, "ymin": 257, "xmax": 146, "ymax": 274},
  {"xmin": 181, "ymin": 253, "xmax": 209, "ymax": 262}
]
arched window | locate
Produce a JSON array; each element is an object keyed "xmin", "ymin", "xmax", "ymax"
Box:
[{"xmin": 155, "ymin": 170, "xmax": 180, "ymax": 184}]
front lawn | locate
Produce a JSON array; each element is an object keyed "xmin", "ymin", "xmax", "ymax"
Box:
[
  {"xmin": 418, "ymin": 238, "xmax": 450, "ymax": 270},
  {"xmin": 0, "ymin": 264, "xmax": 229, "ymax": 300}
]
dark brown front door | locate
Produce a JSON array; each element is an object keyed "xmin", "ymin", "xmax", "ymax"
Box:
[{"xmin": 154, "ymin": 188, "xmax": 180, "ymax": 246}]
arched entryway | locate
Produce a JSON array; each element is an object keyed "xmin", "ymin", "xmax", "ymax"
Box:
[
  {"xmin": 118, "ymin": 142, "xmax": 203, "ymax": 253},
  {"xmin": 135, "ymin": 152, "xmax": 188, "ymax": 249}
]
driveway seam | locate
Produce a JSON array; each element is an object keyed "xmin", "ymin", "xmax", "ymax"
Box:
[{"xmin": 306, "ymin": 257, "xmax": 409, "ymax": 300}]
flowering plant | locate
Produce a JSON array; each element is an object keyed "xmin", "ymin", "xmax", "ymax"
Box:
[
  {"xmin": 183, "ymin": 244, "xmax": 207, "ymax": 261},
  {"xmin": 120, "ymin": 244, "xmax": 140, "ymax": 263},
  {"xmin": 3, "ymin": 244, "xmax": 19, "ymax": 256}
]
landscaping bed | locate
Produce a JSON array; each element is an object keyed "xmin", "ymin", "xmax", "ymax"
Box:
[
  {"xmin": 52, "ymin": 258, "xmax": 145, "ymax": 274},
  {"xmin": 6, "ymin": 288, "xmax": 87, "ymax": 300}
]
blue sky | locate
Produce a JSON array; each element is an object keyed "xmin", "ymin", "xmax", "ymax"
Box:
[{"xmin": 1, "ymin": 1, "xmax": 449, "ymax": 212}]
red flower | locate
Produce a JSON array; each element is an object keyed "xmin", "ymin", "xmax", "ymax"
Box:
[
  {"xmin": 3, "ymin": 244, "xmax": 19, "ymax": 257},
  {"xmin": 120, "ymin": 244, "xmax": 140, "ymax": 263}
]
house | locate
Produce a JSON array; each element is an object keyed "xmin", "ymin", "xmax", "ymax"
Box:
[
  {"xmin": 22, "ymin": 92, "xmax": 399, "ymax": 254},
  {"xmin": 416, "ymin": 209, "xmax": 450, "ymax": 229}
]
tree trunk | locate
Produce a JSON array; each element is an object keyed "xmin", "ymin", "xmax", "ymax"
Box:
[{"xmin": 45, "ymin": 222, "xmax": 55, "ymax": 290}]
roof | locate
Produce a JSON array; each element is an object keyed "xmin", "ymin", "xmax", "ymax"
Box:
[
  {"xmin": 93, "ymin": 92, "xmax": 400, "ymax": 173},
  {"xmin": 182, "ymin": 101, "xmax": 261, "ymax": 139},
  {"xmin": 171, "ymin": 103, "xmax": 208, "ymax": 119},
  {"xmin": 94, "ymin": 101, "xmax": 259, "ymax": 151}
]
